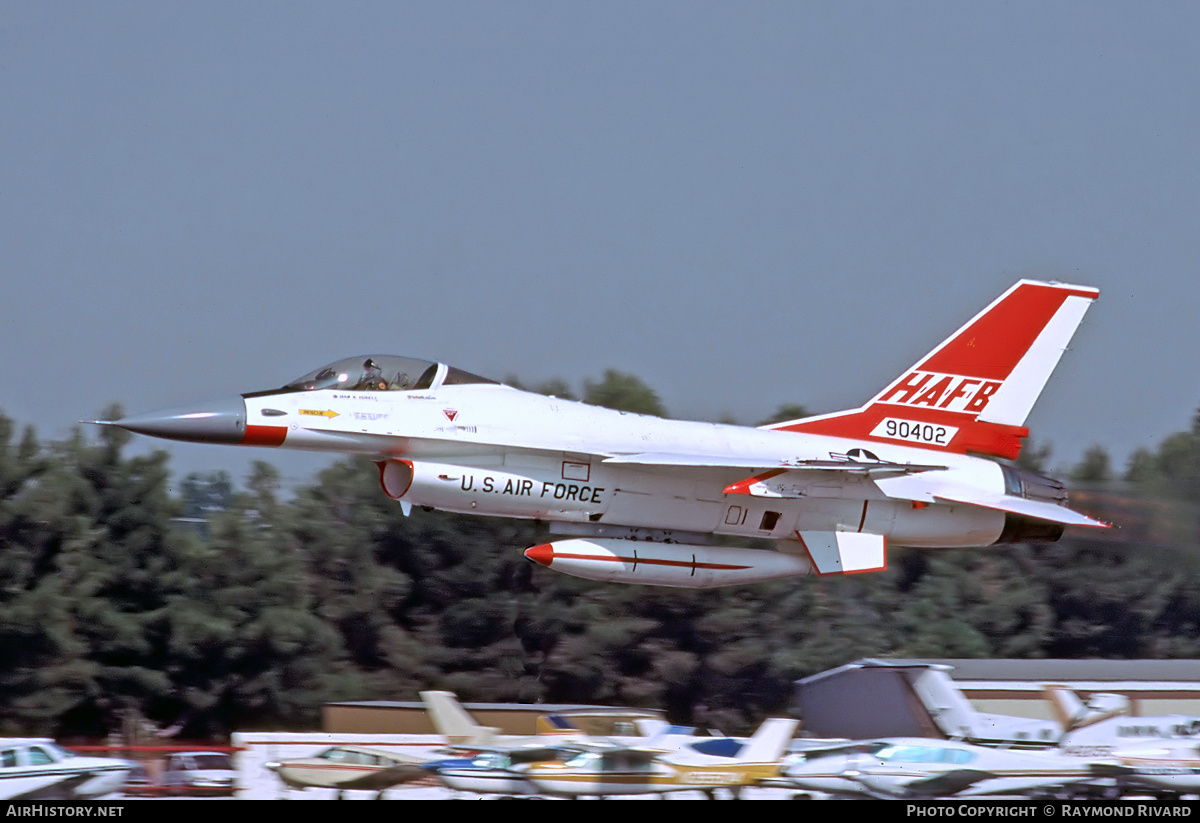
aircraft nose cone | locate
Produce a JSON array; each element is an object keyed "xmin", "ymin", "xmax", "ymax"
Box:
[{"xmin": 112, "ymin": 396, "xmax": 247, "ymax": 444}]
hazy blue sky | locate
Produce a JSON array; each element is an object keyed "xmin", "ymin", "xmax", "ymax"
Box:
[{"xmin": 4, "ymin": 2, "xmax": 1198, "ymax": 487}]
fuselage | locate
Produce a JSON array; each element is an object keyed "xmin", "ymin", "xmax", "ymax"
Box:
[
  {"xmin": 0, "ymin": 739, "xmax": 131, "ymax": 801},
  {"xmin": 240, "ymin": 382, "xmax": 1012, "ymax": 549}
]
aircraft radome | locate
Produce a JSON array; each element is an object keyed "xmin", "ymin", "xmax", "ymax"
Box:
[{"xmin": 98, "ymin": 280, "xmax": 1107, "ymax": 588}]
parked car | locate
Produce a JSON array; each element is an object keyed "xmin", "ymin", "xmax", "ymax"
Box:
[{"xmin": 161, "ymin": 751, "xmax": 236, "ymax": 796}]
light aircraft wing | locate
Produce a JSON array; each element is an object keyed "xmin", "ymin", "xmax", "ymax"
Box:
[
  {"xmin": 442, "ymin": 744, "xmax": 581, "ymax": 760},
  {"xmin": 548, "ymin": 740, "xmax": 672, "ymax": 759},
  {"xmin": 892, "ymin": 768, "xmax": 998, "ymax": 798}
]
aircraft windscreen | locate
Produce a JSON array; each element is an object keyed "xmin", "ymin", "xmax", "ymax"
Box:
[
  {"xmin": 283, "ymin": 356, "xmax": 439, "ymax": 392},
  {"xmin": 47, "ymin": 744, "xmax": 74, "ymax": 760},
  {"xmin": 875, "ymin": 744, "xmax": 975, "ymax": 764},
  {"xmin": 279, "ymin": 356, "xmax": 498, "ymax": 393}
]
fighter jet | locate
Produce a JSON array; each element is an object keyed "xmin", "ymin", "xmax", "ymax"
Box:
[{"xmin": 100, "ymin": 280, "xmax": 1106, "ymax": 588}]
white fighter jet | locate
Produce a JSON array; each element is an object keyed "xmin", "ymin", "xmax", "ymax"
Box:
[{"xmin": 102, "ymin": 280, "xmax": 1107, "ymax": 588}]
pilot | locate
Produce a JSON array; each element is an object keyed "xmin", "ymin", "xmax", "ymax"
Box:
[{"xmin": 357, "ymin": 358, "xmax": 387, "ymax": 391}]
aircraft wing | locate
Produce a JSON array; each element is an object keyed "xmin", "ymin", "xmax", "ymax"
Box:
[
  {"xmin": 892, "ymin": 768, "xmax": 998, "ymax": 798},
  {"xmin": 339, "ymin": 763, "xmax": 430, "ymax": 790},
  {"xmin": 604, "ymin": 454, "xmax": 947, "ymax": 501},
  {"xmin": 603, "ymin": 452, "xmax": 944, "ymax": 472},
  {"xmin": 604, "ymin": 452, "xmax": 945, "ymax": 474},
  {"xmin": 605, "ymin": 452, "xmax": 1105, "ymax": 528},
  {"xmin": 442, "ymin": 744, "xmax": 582, "ymax": 760},
  {"xmin": 555, "ymin": 741, "xmax": 675, "ymax": 758},
  {"xmin": 874, "ymin": 475, "xmax": 1110, "ymax": 528}
]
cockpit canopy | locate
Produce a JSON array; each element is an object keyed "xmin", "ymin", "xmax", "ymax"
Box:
[{"xmin": 281, "ymin": 355, "xmax": 497, "ymax": 393}]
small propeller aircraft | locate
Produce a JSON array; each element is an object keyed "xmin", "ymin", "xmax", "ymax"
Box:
[
  {"xmin": 101, "ymin": 280, "xmax": 1106, "ymax": 588},
  {"xmin": 773, "ymin": 737, "xmax": 1105, "ymax": 800},
  {"xmin": 520, "ymin": 717, "xmax": 799, "ymax": 799},
  {"xmin": 0, "ymin": 739, "xmax": 132, "ymax": 801},
  {"xmin": 418, "ymin": 690, "xmax": 712, "ymax": 797},
  {"xmin": 263, "ymin": 745, "xmax": 428, "ymax": 800},
  {"xmin": 776, "ymin": 735, "xmax": 1200, "ymax": 801}
]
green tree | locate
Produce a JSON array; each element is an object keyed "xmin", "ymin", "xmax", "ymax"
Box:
[
  {"xmin": 162, "ymin": 463, "xmax": 347, "ymax": 736},
  {"xmin": 1015, "ymin": 439, "xmax": 1053, "ymax": 473},
  {"xmin": 17, "ymin": 411, "xmax": 191, "ymax": 736},
  {"xmin": 1071, "ymin": 446, "xmax": 1113, "ymax": 485},
  {"xmin": 583, "ymin": 370, "xmax": 665, "ymax": 416},
  {"xmin": 179, "ymin": 471, "xmax": 234, "ymax": 519},
  {"xmin": 756, "ymin": 404, "xmax": 810, "ymax": 427}
]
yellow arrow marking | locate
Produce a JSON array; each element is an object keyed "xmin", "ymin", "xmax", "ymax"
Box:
[{"xmin": 299, "ymin": 409, "xmax": 339, "ymax": 418}]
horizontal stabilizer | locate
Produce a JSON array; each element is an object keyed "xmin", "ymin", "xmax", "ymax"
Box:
[
  {"xmin": 875, "ymin": 475, "xmax": 1109, "ymax": 528},
  {"xmin": 796, "ymin": 531, "xmax": 887, "ymax": 575},
  {"xmin": 935, "ymin": 490, "xmax": 1109, "ymax": 528}
]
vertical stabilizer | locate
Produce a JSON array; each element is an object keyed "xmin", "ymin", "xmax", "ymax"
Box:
[
  {"xmin": 419, "ymin": 690, "xmax": 500, "ymax": 745},
  {"xmin": 1043, "ymin": 684, "xmax": 1129, "ymax": 730},
  {"xmin": 904, "ymin": 666, "xmax": 984, "ymax": 739},
  {"xmin": 736, "ymin": 717, "xmax": 799, "ymax": 762},
  {"xmin": 767, "ymin": 280, "xmax": 1099, "ymax": 459}
]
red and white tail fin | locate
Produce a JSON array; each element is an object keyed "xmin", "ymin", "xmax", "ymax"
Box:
[{"xmin": 767, "ymin": 280, "xmax": 1099, "ymax": 460}]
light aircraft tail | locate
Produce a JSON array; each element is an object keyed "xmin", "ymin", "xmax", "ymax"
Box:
[
  {"xmin": 1043, "ymin": 684, "xmax": 1129, "ymax": 731},
  {"xmin": 766, "ymin": 280, "xmax": 1099, "ymax": 460},
  {"xmin": 735, "ymin": 717, "xmax": 799, "ymax": 763},
  {"xmin": 419, "ymin": 690, "xmax": 500, "ymax": 745}
]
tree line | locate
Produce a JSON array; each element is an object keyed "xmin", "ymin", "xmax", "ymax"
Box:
[{"xmin": 2, "ymin": 372, "xmax": 1199, "ymax": 739}]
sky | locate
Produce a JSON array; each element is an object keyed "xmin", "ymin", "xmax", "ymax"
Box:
[{"xmin": 3, "ymin": 1, "xmax": 1198, "ymax": 488}]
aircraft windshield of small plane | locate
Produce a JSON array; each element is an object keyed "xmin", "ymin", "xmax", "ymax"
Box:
[
  {"xmin": 315, "ymin": 747, "xmax": 381, "ymax": 765},
  {"xmin": 563, "ymin": 751, "xmax": 600, "ymax": 768},
  {"xmin": 49, "ymin": 743, "xmax": 75, "ymax": 759},
  {"xmin": 470, "ymin": 753, "xmax": 509, "ymax": 768},
  {"xmin": 874, "ymin": 744, "xmax": 975, "ymax": 764},
  {"xmin": 280, "ymin": 355, "xmax": 497, "ymax": 393},
  {"xmin": 27, "ymin": 746, "xmax": 58, "ymax": 765}
]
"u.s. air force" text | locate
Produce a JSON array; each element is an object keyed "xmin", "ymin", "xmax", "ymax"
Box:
[{"xmin": 460, "ymin": 476, "xmax": 604, "ymax": 503}]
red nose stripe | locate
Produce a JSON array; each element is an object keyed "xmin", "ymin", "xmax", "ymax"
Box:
[{"xmin": 242, "ymin": 425, "xmax": 287, "ymax": 446}]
